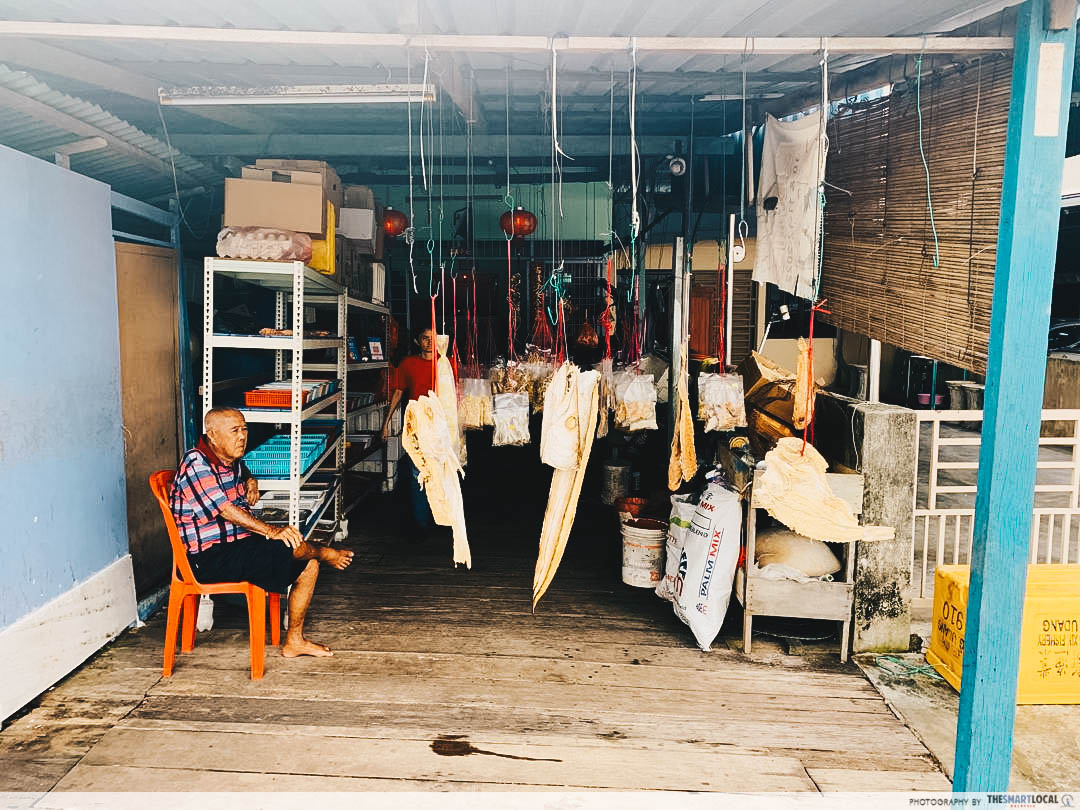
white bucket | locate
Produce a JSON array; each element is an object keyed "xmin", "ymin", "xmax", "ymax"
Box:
[
  {"xmin": 621, "ymin": 521, "xmax": 666, "ymax": 588},
  {"xmin": 601, "ymin": 462, "xmax": 631, "ymax": 505}
]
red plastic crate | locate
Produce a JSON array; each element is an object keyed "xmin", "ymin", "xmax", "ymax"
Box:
[{"xmin": 244, "ymin": 389, "xmax": 311, "ymax": 408}]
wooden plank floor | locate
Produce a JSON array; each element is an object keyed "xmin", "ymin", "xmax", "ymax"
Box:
[{"xmin": 0, "ymin": 451, "xmax": 951, "ymax": 793}]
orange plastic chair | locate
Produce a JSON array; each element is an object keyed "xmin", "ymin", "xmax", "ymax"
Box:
[{"xmin": 149, "ymin": 470, "xmax": 281, "ymax": 680}]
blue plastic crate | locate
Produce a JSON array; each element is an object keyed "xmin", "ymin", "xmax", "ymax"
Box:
[{"xmin": 243, "ymin": 434, "xmax": 330, "ymax": 477}]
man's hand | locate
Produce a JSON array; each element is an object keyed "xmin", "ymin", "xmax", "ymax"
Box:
[
  {"xmin": 245, "ymin": 477, "xmax": 260, "ymax": 506},
  {"xmin": 381, "ymin": 420, "xmax": 392, "ymax": 441},
  {"xmin": 268, "ymin": 525, "xmax": 303, "ymax": 549}
]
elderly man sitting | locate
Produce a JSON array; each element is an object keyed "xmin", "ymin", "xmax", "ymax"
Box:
[{"xmin": 171, "ymin": 407, "xmax": 353, "ymax": 658}]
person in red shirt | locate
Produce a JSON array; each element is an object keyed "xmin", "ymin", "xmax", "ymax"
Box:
[{"xmin": 381, "ymin": 326, "xmax": 456, "ymax": 536}]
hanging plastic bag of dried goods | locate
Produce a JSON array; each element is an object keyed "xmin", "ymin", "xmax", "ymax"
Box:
[
  {"xmin": 492, "ymin": 392, "xmax": 531, "ymax": 447},
  {"xmin": 698, "ymin": 372, "xmax": 748, "ymax": 432},
  {"xmin": 613, "ymin": 370, "xmax": 658, "ymax": 432},
  {"xmin": 489, "ymin": 357, "xmax": 529, "ymax": 396},
  {"xmin": 460, "ymin": 376, "xmax": 494, "ymax": 430},
  {"xmin": 524, "ymin": 345, "xmax": 555, "ymax": 414},
  {"xmin": 576, "ymin": 315, "xmax": 599, "ymax": 350}
]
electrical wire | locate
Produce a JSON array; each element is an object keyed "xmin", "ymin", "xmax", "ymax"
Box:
[
  {"xmin": 914, "ymin": 55, "xmax": 941, "ymax": 269},
  {"xmin": 155, "ymin": 104, "xmax": 208, "ymax": 239}
]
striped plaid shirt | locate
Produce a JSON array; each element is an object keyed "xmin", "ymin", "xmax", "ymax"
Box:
[{"xmin": 170, "ymin": 437, "xmax": 252, "ymax": 554}]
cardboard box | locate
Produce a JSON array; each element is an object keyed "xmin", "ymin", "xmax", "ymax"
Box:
[
  {"xmin": 343, "ymin": 184, "xmax": 375, "ymax": 209},
  {"xmin": 338, "ymin": 208, "xmax": 378, "ymax": 252},
  {"xmin": 372, "ymin": 262, "xmax": 386, "ymax": 305},
  {"xmin": 224, "ymin": 177, "xmax": 329, "ymax": 234},
  {"xmin": 250, "ymin": 159, "xmax": 344, "ymax": 211}
]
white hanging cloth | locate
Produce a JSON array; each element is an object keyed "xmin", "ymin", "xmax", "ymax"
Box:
[{"xmin": 753, "ymin": 112, "xmax": 825, "ymax": 300}]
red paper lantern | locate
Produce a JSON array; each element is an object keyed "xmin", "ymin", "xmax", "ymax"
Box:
[
  {"xmin": 499, "ymin": 206, "xmax": 538, "ymax": 238},
  {"xmin": 383, "ymin": 207, "xmax": 409, "ymax": 238}
]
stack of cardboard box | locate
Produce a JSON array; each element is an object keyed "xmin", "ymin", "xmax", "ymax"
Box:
[{"xmin": 223, "ymin": 160, "xmax": 385, "ymax": 301}]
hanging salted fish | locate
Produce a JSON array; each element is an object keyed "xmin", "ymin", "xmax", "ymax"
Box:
[
  {"xmin": 668, "ymin": 340, "xmax": 697, "ymax": 490},
  {"xmin": 403, "ymin": 394, "xmax": 471, "ymax": 568},
  {"xmin": 534, "ymin": 369, "xmax": 600, "ymax": 608}
]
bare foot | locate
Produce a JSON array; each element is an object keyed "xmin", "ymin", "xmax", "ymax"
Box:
[
  {"xmin": 323, "ymin": 547, "xmax": 354, "ymax": 570},
  {"xmin": 281, "ymin": 638, "xmax": 333, "ymax": 658}
]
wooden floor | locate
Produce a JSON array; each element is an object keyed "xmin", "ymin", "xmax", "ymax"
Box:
[{"xmin": 0, "ymin": 472, "xmax": 951, "ymax": 793}]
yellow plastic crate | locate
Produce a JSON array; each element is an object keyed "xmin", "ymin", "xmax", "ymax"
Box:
[{"xmin": 927, "ymin": 564, "xmax": 1080, "ymax": 704}]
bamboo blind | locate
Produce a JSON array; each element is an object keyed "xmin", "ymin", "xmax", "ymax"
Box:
[{"xmin": 820, "ymin": 55, "xmax": 1012, "ymax": 373}]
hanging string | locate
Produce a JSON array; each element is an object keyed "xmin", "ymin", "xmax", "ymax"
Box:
[
  {"xmin": 802, "ymin": 51, "xmax": 833, "ymax": 455},
  {"xmin": 405, "ymin": 52, "xmax": 418, "ymax": 294},
  {"xmin": 739, "ymin": 68, "xmax": 747, "ymax": 225},
  {"xmin": 607, "ymin": 64, "xmax": 615, "ymax": 192},
  {"xmin": 551, "ymin": 44, "xmax": 571, "ymax": 218},
  {"xmin": 504, "ymin": 62, "xmax": 517, "ymax": 361},
  {"xmin": 801, "ymin": 299, "xmax": 831, "ymax": 453},
  {"xmin": 419, "ymin": 49, "xmax": 430, "ymax": 192},
  {"xmin": 504, "ymin": 63, "xmax": 514, "ymax": 211},
  {"xmin": 914, "ymin": 54, "xmax": 941, "ymax": 269},
  {"xmin": 627, "ymin": 38, "xmax": 640, "ymax": 304},
  {"xmin": 716, "ymin": 250, "xmax": 727, "ymax": 366},
  {"xmin": 551, "ymin": 45, "xmax": 572, "ymax": 163},
  {"xmin": 425, "ymin": 69, "xmax": 437, "ymax": 304},
  {"xmin": 451, "ymin": 271, "xmax": 460, "ymax": 367},
  {"xmin": 812, "ymin": 48, "xmax": 831, "ymax": 301},
  {"xmin": 439, "ymin": 89, "xmax": 446, "ymax": 333}
]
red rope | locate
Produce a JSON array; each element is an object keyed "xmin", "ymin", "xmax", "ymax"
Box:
[
  {"xmin": 801, "ymin": 299, "xmax": 832, "ymax": 454},
  {"xmin": 429, "ymin": 295, "xmax": 439, "ymax": 398},
  {"xmin": 601, "ymin": 275, "xmax": 613, "ymax": 360},
  {"xmin": 530, "ymin": 291, "xmax": 554, "ymax": 351},
  {"xmin": 451, "ymin": 275, "xmax": 460, "ymax": 367}
]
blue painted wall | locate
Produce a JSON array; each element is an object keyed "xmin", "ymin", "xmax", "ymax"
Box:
[{"xmin": 0, "ymin": 144, "xmax": 129, "ymax": 630}]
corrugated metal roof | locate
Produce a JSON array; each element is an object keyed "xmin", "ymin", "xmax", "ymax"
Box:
[{"xmin": 0, "ymin": 63, "xmax": 219, "ymax": 200}]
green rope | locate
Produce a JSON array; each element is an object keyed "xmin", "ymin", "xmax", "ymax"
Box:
[
  {"xmin": 875, "ymin": 654, "xmax": 945, "ymax": 680},
  {"xmin": 914, "ymin": 56, "xmax": 941, "ymax": 269}
]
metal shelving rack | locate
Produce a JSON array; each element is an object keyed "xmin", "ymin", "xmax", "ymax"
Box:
[
  {"xmin": 332, "ymin": 294, "xmax": 393, "ymax": 512},
  {"xmin": 202, "ymin": 258, "xmax": 347, "ymax": 538}
]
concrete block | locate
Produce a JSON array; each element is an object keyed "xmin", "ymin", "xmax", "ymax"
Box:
[{"xmin": 816, "ymin": 392, "xmax": 916, "ymax": 654}]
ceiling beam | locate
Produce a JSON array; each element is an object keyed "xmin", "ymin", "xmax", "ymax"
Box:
[
  {"xmin": 167, "ymin": 133, "xmax": 735, "ymax": 158},
  {"xmin": 433, "ymin": 52, "xmax": 486, "ymax": 130},
  {"xmin": 0, "ymin": 84, "xmax": 206, "ymax": 185},
  {"xmin": 472, "ymin": 68, "xmax": 819, "ymax": 85},
  {"xmin": 0, "ymin": 23, "xmax": 1014, "ymax": 55},
  {"xmin": 759, "ymin": 52, "xmax": 992, "ymax": 117}
]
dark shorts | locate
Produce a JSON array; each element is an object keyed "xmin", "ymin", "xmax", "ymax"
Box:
[{"xmin": 188, "ymin": 536, "xmax": 308, "ymax": 594}]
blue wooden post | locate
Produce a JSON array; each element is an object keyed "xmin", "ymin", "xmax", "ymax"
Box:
[{"xmin": 954, "ymin": 0, "xmax": 1076, "ymax": 791}]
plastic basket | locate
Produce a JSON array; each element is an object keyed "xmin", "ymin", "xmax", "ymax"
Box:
[
  {"xmin": 243, "ymin": 379, "xmax": 339, "ymax": 409},
  {"xmin": 243, "ymin": 434, "xmax": 330, "ymax": 477},
  {"xmin": 244, "ymin": 389, "xmax": 311, "ymax": 408}
]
